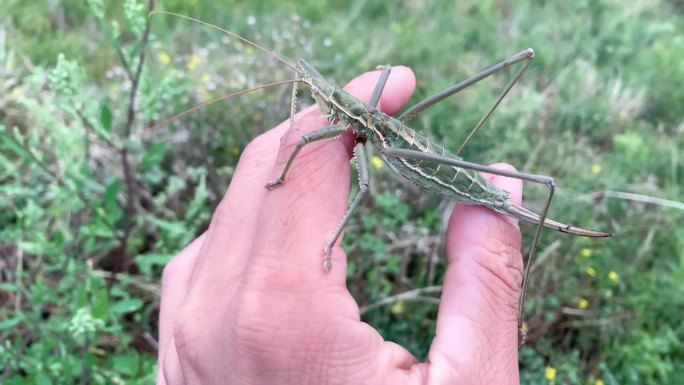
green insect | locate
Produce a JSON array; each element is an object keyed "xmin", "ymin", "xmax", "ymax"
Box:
[{"xmin": 152, "ymin": 12, "xmax": 612, "ymax": 346}]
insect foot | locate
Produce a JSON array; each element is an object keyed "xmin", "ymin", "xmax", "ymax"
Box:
[
  {"xmin": 264, "ymin": 178, "xmax": 284, "ymax": 190},
  {"xmin": 518, "ymin": 328, "xmax": 528, "ymax": 349},
  {"xmin": 323, "ymin": 246, "xmax": 333, "ymax": 273}
]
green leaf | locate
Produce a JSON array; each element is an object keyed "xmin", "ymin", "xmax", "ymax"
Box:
[
  {"xmin": 103, "ymin": 179, "xmax": 122, "ymax": 209},
  {"xmin": 130, "ymin": 40, "xmax": 142, "ymax": 59},
  {"xmin": 110, "ymin": 298, "xmax": 143, "ymax": 315},
  {"xmin": 0, "ymin": 314, "xmax": 25, "ymax": 330},
  {"xmin": 135, "ymin": 253, "xmax": 173, "ymax": 276},
  {"xmin": 17, "ymin": 241, "xmax": 46, "ymax": 254},
  {"xmin": 99, "ymin": 103, "xmax": 112, "ymax": 132},
  {"xmin": 2, "ymin": 135, "xmax": 33, "ymax": 162},
  {"xmin": 139, "ymin": 142, "xmax": 168, "ymax": 170},
  {"xmin": 186, "ymin": 173, "xmax": 207, "ymax": 219},
  {"xmin": 112, "ymin": 351, "xmax": 140, "ymax": 376},
  {"xmin": 34, "ymin": 372, "xmax": 52, "ymax": 385},
  {"xmin": 146, "ymin": 217, "xmax": 186, "ymax": 237},
  {"xmin": 0, "ymin": 282, "xmax": 19, "ymax": 292}
]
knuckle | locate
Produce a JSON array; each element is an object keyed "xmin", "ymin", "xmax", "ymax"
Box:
[
  {"xmin": 458, "ymin": 229, "xmax": 523, "ymax": 297},
  {"xmin": 172, "ymin": 320, "xmax": 205, "ymax": 372},
  {"xmin": 161, "ymin": 256, "xmax": 186, "ymax": 287},
  {"xmin": 240, "ymin": 134, "xmax": 271, "ymax": 161}
]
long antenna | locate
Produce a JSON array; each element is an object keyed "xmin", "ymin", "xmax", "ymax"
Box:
[
  {"xmin": 148, "ymin": 79, "xmax": 301, "ymax": 130},
  {"xmin": 149, "ymin": 11, "xmax": 298, "ymax": 72}
]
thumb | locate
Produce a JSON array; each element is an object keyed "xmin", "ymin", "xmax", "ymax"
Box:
[{"xmin": 428, "ymin": 163, "xmax": 522, "ymax": 384}]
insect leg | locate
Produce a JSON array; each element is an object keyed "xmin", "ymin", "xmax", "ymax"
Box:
[
  {"xmin": 321, "ymin": 66, "xmax": 392, "ymax": 270},
  {"xmin": 265, "ymin": 123, "xmax": 349, "ymax": 190},
  {"xmin": 368, "ymin": 65, "xmax": 392, "ymax": 108},
  {"xmin": 289, "ymin": 69, "xmax": 300, "ymax": 129},
  {"xmin": 323, "ymin": 142, "xmax": 370, "ymax": 272},
  {"xmin": 398, "ymin": 49, "xmax": 534, "ymax": 155},
  {"xmin": 381, "ymin": 147, "xmax": 554, "ymax": 348}
]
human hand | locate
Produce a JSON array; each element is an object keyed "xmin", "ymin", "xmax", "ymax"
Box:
[{"xmin": 157, "ymin": 66, "xmax": 523, "ymax": 385}]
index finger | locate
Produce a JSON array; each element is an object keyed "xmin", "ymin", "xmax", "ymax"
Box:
[{"xmin": 246, "ymin": 66, "xmax": 416, "ymax": 287}]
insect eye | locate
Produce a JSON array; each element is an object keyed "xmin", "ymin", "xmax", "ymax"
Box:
[
  {"xmin": 311, "ymin": 85, "xmax": 319, "ymax": 94},
  {"xmin": 349, "ymin": 103, "xmax": 366, "ymax": 117}
]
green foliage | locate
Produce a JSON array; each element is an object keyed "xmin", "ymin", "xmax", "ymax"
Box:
[{"xmin": 1, "ymin": 0, "xmax": 683, "ymax": 383}]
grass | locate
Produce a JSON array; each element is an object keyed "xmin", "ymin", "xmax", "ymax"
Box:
[{"xmin": 1, "ymin": 0, "xmax": 682, "ymax": 383}]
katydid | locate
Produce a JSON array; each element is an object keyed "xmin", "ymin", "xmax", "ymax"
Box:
[{"xmin": 152, "ymin": 12, "xmax": 612, "ymax": 346}]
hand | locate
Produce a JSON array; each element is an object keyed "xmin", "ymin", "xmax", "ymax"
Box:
[{"xmin": 157, "ymin": 66, "xmax": 523, "ymax": 385}]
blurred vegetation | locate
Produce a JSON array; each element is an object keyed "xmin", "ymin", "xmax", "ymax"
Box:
[{"xmin": 1, "ymin": 0, "xmax": 682, "ymax": 383}]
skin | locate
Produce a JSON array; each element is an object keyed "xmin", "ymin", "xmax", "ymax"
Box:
[{"xmin": 157, "ymin": 66, "xmax": 522, "ymax": 385}]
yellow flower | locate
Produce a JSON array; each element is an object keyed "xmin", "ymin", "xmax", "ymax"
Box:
[
  {"xmin": 371, "ymin": 156, "xmax": 384, "ymax": 169},
  {"xmin": 545, "ymin": 366, "xmax": 557, "ymax": 380},
  {"xmin": 581, "ymin": 248, "xmax": 593, "ymax": 257},
  {"xmin": 585, "ymin": 267, "xmax": 597, "ymax": 277},
  {"xmin": 10, "ymin": 87, "xmax": 22, "ymax": 100},
  {"xmin": 89, "ymin": 346, "xmax": 107, "ymax": 356},
  {"xmin": 578, "ymin": 298, "xmax": 589, "ymax": 309},
  {"xmin": 652, "ymin": 39, "xmax": 665, "ymax": 51},
  {"xmin": 608, "ymin": 271, "xmax": 619, "ymax": 282},
  {"xmin": 595, "ymin": 380, "xmax": 605, "ymax": 385},
  {"xmin": 158, "ymin": 52, "xmax": 171, "ymax": 65},
  {"xmin": 187, "ymin": 54, "xmax": 200, "ymax": 70},
  {"xmin": 592, "ymin": 164, "xmax": 602, "ymax": 174},
  {"xmin": 199, "ymin": 88, "xmax": 212, "ymax": 102},
  {"xmin": 390, "ymin": 300, "xmax": 405, "ymax": 315}
]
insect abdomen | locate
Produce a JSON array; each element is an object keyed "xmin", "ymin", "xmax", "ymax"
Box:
[{"xmin": 375, "ymin": 118, "xmax": 508, "ymax": 205}]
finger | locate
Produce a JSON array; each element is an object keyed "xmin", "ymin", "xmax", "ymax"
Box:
[
  {"xmin": 161, "ymin": 120, "xmax": 304, "ymax": 380},
  {"xmin": 429, "ymin": 163, "xmax": 522, "ymax": 384},
  {"xmin": 157, "ymin": 233, "xmax": 206, "ymax": 385},
  {"xmin": 248, "ymin": 67, "xmax": 416, "ymax": 287},
  {"xmin": 160, "ymin": 341, "xmax": 183, "ymax": 385},
  {"xmin": 182, "ymin": 106, "xmax": 299, "ymax": 296}
]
